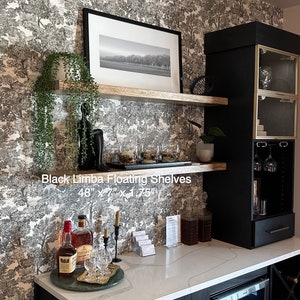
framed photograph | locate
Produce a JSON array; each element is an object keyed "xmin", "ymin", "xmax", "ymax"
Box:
[{"xmin": 83, "ymin": 8, "xmax": 182, "ymax": 93}]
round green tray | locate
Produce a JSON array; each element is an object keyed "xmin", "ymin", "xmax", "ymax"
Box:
[{"xmin": 50, "ymin": 267, "xmax": 124, "ymax": 292}]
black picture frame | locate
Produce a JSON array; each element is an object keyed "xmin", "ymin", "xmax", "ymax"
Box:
[{"xmin": 83, "ymin": 8, "xmax": 183, "ymax": 93}]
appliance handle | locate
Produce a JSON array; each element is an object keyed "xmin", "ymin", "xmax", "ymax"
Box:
[
  {"xmin": 267, "ymin": 226, "xmax": 290, "ymax": 234},
  {"xmin": 211, "ymin": 278, "xmax": 269, "ymax": 300}
]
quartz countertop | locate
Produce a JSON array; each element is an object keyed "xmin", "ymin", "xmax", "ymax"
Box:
[{"xmin": 34, "ymin": 238, "xmax": 300, "ymax": 300}]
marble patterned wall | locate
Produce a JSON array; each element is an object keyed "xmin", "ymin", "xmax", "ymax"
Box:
[{"xmin": 0, "ymin": 0, "xmax": 282, "ymax": 299}]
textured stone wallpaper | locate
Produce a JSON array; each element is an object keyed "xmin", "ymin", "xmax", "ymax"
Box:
[{"xmin": 0, "ymin": 0, "xmax": 282, "ymax": 299}]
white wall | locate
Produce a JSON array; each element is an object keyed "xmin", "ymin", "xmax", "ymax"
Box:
[
  {"xmin": 283, "ymin": 6, "xmax": 300, "ymax": 236},
  {"xmin": 283, "ymin": 6, "xmax": 300, "ymax": 34}
]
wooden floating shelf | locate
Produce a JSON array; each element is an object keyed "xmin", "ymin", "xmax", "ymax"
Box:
[
  {"xmin": 53, "ymin": 81, "xmax": 228, "ymax": 106},
  {"xmin": 47, "ymin": 162, "xmax": 227, "ymax": 186},
  {"xmin": 51, "ymin": 82, "xmax": 228, "ymax": 186},
  {"xmin": 99, "ymin": 84, "xmax": 228, "ymax": 106}
]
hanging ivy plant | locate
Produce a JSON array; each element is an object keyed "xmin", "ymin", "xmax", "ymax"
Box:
[{"xmin": 33, "ymin": 52, "xmax": 99, "ymax": 173}]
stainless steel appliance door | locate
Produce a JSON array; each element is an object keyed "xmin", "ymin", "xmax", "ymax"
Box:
[{"xmin": 210, "ymin": 278, "xmax": 269, "ymax": 300}]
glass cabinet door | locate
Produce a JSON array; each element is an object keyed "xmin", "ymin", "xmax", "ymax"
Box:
[
  {"xmin": 254, "ymin": 45, "xmax": 298, "ymax": 139},
  {"xmin": 256, "ymin": 96, "xmax": 296, "ymax": 137},
  {"xmin": 258, "ymin": 45, "xmax": 298, "ymax": 94}
]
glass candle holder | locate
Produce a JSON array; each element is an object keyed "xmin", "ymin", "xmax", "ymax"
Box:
[{"xmin": 160, "ymin": 144, "xmax": 180, "ymax": 163}]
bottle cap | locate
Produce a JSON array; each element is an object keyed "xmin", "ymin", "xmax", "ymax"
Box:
[
  {"xmin": 63, "ymin": 220, "xmax": 72, "ymax": 232},
  {"xmin": 78, "ymin": 215, "xmax": 87, "ymax": 220}
]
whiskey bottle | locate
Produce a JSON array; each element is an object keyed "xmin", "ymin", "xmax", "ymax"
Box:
[
  {"xmin": 56, "ymin": 220, "xmax": 77, "ymax": 277},
  {"xmin": 72, "ymin": 215, "xmax": 93, "ymax": 266}
]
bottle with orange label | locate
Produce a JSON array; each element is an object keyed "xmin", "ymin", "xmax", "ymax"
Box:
[{"xmin": 72, "ymin": 215, "xmax": 93, "ymax": 266}]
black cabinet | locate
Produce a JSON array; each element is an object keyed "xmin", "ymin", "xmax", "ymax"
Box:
[
  {"xmin": 34, "ymin": 283, "xmax": 58, "ymax": 300},
  {"xmin": 176, "ymin": 268, "xmax": 269, "ymax": 299},
  {"xmin": 203, "ymin": 22, "xmax": 299, "ymax": 248},
  {"xmin": 270, "ymin": 255, "xmax": 300, "ymax": 299}
]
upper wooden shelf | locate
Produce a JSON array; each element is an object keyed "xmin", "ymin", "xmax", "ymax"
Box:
[
  {"xmin": 48, "ymin": 162, "xmax": 227, "ymax": 186},
  {"xmin": 53, "ymin": 81, "xmax": 228, "ymax": 106}
]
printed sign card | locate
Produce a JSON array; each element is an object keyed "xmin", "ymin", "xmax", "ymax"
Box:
[{"xmin": 166, "ymin": 214, "xmax": 180, "ymax": 248}]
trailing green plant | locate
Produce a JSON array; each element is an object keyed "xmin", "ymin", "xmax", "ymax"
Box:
[
  {"xmin": 188, "ymin": 119, "xmax": 225, "ymax": 143},
  {"xmin": 33, "ymin": 52, "xmax": 99, "ymax": 173}
]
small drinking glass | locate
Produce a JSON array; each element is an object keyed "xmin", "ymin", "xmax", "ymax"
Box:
[
  {"xmin": 84, "ymin": 253, "xmax": 99, "ymax": 280},
  {"xmin": 97, "ymin": 248, "xmax": 112, "ymax": 276}
]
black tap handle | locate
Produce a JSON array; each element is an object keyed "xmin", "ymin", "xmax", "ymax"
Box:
[{"xmin": 93, "ymin": 129, "xmax": 110, "ymax": 172}]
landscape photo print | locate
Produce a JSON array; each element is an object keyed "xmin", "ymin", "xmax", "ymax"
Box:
[{"xmin": 83, "ymin": 8, "xmax": 182, "ymax": 92}]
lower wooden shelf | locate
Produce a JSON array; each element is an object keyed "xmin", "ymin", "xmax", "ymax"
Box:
[{"xmin": 44, "ymin": 162, "xmax": 226, "ymax": 185}]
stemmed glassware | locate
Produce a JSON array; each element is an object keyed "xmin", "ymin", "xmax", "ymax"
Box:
[
  {"xmin": 254, "ymin": 143, "xmax": 277, "ymax": 173},
  {"xmin": 254, "ymin": 147, "xmax": 263, "ymax": 172},
  {"xmin": 263, "ymin": 145, "xmax": 277, "ymax": 173},
  {"xmin": 259, "ymin": 66, "xmax": 272, "ymax": 89},
  {"xmin": 254, "ymin": 142, "xmax": 265, "ymax": 172}
]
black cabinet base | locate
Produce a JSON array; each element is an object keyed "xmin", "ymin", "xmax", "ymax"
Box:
[
  {"xmin": 34, "ymin": 283, "xmax": 58, "ymax": 300},
  {"xmin": 270, "ymin": 255, "xmax": 300, "ymax": 300}
]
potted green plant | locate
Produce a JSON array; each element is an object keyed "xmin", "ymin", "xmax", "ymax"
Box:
[
  {"xmin": 33, "ymin": 52, "xmax": 99, "ymax": 173},
  {"xmin": 188, "ymin": 119, "xmax": 225, "ymax": 162}
]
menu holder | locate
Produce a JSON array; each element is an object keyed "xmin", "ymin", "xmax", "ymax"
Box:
[{"xmin": 132, "ymin": 230, "xmax": 155, "ymax": 257}]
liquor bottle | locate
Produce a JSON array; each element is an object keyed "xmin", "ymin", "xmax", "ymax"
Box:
[
  {"xmin": 56, "ymin": 220, "xmax": 77, "ymax": 277},
  {"xmin": 286, "ymin": 275, "xmax": 298, "ymax": 284},
  {"xmin": 278, "ymin": 269, "xmax": 298, "ymax": 284},
  {"xmin": 198, "ymin": 192, "xmax": 212, "ymax": 242},
  {"xmin": 72, "ymin": 215, "xmax": 93, "ymax": 266}
]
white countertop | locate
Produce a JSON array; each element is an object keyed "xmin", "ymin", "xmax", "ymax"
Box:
[{"xmin": 34, "ymin": 237, "xmax": 300, "ymax": 300}]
